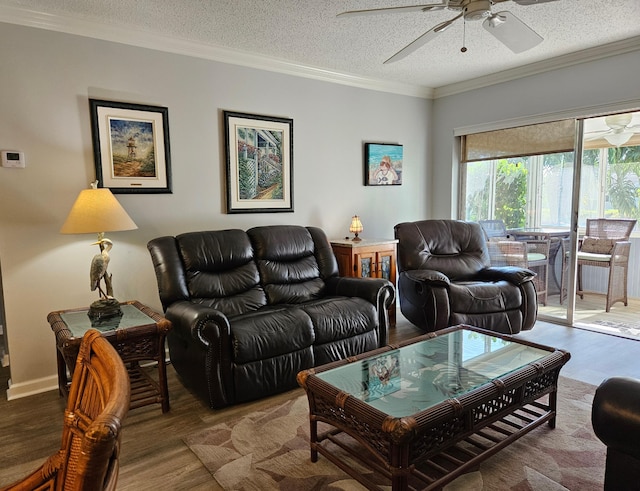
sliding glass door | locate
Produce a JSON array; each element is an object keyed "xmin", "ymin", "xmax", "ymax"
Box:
[
  {"xmin": 574, "ymin": 112, "xmax": 640, "ymax": 332},
  {"xmin": 460, "ymin": 110, "xmax": 640, "ymax": 331}
]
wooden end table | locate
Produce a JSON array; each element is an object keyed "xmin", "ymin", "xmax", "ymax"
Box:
[
  {"xmin": 330, "ymin": 238, "xmax": 398, "ymax": 325},
  {"xmin": 48, "ymin": 300, "xmax": 171, "ymax": 413}
]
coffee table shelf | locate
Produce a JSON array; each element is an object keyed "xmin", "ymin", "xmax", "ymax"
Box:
[{"xmin": 297, "ymin": 324, "xmax": 571, "ymax": 491}]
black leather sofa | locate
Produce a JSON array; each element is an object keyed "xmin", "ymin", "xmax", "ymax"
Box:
[
  {"xmin": 147, "ymin": 225, "xmax": 394, "ymax": 409},
  {"xmin": 592, "ymin": 377, "xmax": 640, "ymax": 490},
  {"xmin": 394, "ymin": 219, "xmax": 538, "ymax": 334}
]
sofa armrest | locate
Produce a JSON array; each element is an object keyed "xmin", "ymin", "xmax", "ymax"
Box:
[
  {"xmin": 592, "ymin": 377, "xmax": 640, "ymax": 461},
  {"xmin": 165, "ymin": 301, "xmax": 234, "ymax": 408},
  {"xmin": 403, "ymin": 269, "xmax": 451, "ymax": 287},
  {"xmin": 325, "ymin": 276, "xmax": 395, "ymax": 346},
  {"xmin": 476, "ymin": 266, "xmax": 536, "ymax": 286},
  {"xmin": 166, "ymin": 301, "xmax": 231, "ymax": 346},
  {"xmin": 325, "ymin": 276, "xmax": 393, "ymax": 306}
]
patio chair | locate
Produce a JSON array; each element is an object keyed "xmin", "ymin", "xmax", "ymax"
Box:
[
  {"xmin": 576, "ymin": 218, "xmax": 637, "ymax": 312},
  {"xmin": 478, "ymin": 220, "xmax": 550, "ymax": 306}
]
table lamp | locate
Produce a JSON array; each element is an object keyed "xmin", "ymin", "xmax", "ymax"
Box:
[
  {"xmin": 60, "ymin": 181, "xmax": 137, "ymax": 320},
  {"xmin": 349, "ymin": 215, "xmax": 363, "ymax": 242}
]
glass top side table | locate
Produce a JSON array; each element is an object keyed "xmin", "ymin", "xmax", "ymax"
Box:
[{"xmin": 48, "ymin": 300, "xmax": 172, "ymax": 413}]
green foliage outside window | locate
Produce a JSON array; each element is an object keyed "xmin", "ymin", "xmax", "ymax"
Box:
[
  {"xmin": 464, "ymin": 159, "xmax": 528, "ymax": 226},
  {"xmin": 494, "ymin": 159, "xmax": 528, "ymax": 229}
]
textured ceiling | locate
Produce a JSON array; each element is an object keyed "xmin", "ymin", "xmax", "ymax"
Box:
[{"xmin": 1, "ymin": 0, "xmax": 640, "ymax": 94}]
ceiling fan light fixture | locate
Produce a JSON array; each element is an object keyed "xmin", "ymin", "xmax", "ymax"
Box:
[
  {"xmin": 487, "ymin": 13, "xmax": 507, "ymax": 28},
  {"xmin": 604, "ymin": 132, "xmax": 633, "ymax": 147},
  {"xmin": 464, "ymin": 0, "xmax": 492, "ymax": 21}
]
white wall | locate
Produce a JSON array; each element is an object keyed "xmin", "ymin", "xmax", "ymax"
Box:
[
  {"xmin": 431, "ymin": 50, "xmax": 640, "ymax": 219},
  {"xmin": 0, "ymin": 23, "xmax": 431, "ymax": 398}
]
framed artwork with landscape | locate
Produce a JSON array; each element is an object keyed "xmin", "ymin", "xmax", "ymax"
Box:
[
  {"xmin": 365, "ymin": 142, "xmax": 403, "ymax": 186},
  {"xmin": 224, "ymin": 110, "xmax": 293, "ymax": 213},
  {"xmin": 89, "ymin": 99, "xmax": 172, "ymax": 194}
]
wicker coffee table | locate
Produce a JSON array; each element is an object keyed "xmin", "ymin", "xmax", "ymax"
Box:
[{"xmin": 297, "ymin": 324, "xmax": 571, "ymax": 490}]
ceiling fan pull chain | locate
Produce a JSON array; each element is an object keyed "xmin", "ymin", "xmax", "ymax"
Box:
[{"xmin": 461, "ymin": 19, "xmax": 468, "ymax": 53}]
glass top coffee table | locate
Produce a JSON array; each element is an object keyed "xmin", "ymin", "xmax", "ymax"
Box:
[{"xmin": 297, "ymin": 324, "xmax": 571, "ymax": 491}]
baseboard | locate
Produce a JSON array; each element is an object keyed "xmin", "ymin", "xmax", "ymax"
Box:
[{"xmin": 6, "ymin": 374, "xmax": 58, "ymax": 401}]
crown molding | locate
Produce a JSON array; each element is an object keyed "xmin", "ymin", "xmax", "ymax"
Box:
[
  {"xmin": 0, "ymin": 5, "xmax": 434, "ymax": 99},
  {"xmin": 434, "ymin": 36, "xmax": 640, "ymax": 99},
  {"xmin": 2, "ymin": 5, "xmax": 638, "ymax": 102}
]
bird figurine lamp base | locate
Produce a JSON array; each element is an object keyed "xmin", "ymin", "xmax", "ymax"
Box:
[{"xmin": 87, "ymin": 297, "xmax": 122, "ymax": 322}]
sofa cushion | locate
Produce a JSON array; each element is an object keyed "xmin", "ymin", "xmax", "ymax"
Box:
[
  {"xmin": 248, "ymin": 225, "xmax": 325, "ymax": 304},
  {"xmin": 301, "ymin": 297, "xmax": 377, "ymax": 344},
  {"xmin": 448, "ymin": 280, "xmax": 522, "ymax": 313},
  {"xmin": 581, "ymin": 236, "xmax": 620, "ymax": 255},
  {"xmin": 231, "ymin": 308, "xmax": 315, "ymax": 364},
  {"xmin": 177, "ymin": 230, "xmax": 267, "ymax": 316}
]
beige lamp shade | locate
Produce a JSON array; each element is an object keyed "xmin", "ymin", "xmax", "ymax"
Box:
[
  {"xmin": 349, "ymin": 215, "xmax": 363, "ymax": 234},
  {"xmin": 349, "ymin": 215, "xmax": 363, "ymax": 241},
  {"xmin": 61, "ymin": 186, "xmax": 137, "ymax": 234}
]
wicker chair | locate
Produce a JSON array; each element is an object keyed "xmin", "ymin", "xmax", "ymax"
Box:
[
  {"xmin": 479, "ymin": 220, "xmax": 550, "ymax": 306},
  {"xmin": 1, "ymin": 330, "xmax": 130, "ymax": 491},
  {"xmin": 576, "ymin": 218, "xmax": 637, "ymax": 312}
]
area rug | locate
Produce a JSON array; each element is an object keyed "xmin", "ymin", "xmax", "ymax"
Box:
[
  {"xmin": 184, "ymin": 377, "xmax": 605, "ymax": 490},
  {"xmin": 586, "ymin": 320, "xmax": 640, "ymax": 341}
]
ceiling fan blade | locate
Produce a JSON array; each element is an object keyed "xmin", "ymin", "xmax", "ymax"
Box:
[
  {"xmin": 384, "ymin": 13, "xmax": 463, "ymax": 64},
  {"xmin": 512, "ymin": 0, "xmax": 559, "ymax": 5},
  {"xmin": 337, "ymin": 3, "xmax": 446, "ymax": 18},
  {"xmin": 585, "ymin": 131, "xmax": 611, "ymax": 141},
  {"xmin": 482, "ymin": 11, "xmax": 543, "ymax": 53}
]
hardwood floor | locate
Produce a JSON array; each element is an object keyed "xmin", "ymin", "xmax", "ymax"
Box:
[{"xmin": 2, "ymin": 314, "xmax": 640, "ymax": 490}]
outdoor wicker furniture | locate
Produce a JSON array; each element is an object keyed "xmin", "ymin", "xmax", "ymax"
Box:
[
  {"xmin": 479, "ymin": 220, "xmax": 552, "ymax": 306},
  {"xmin": 576, "ymin": 218, "xmax": 636, "ymax": 312}
]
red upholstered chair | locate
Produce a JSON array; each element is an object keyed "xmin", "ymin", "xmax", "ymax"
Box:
[
  {"xmin": 1, "ymin": 330, "xmax": 130, "ymax": 491},
  {"xmin": 576, "ymin": 218, "xmax": 636, "ymax": 312}
]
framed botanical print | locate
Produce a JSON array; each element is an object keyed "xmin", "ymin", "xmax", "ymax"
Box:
[
  {"xmin": 89, "ymin": 99, "xmax": 172, "ymax": 193},
  {"xmin": 224, "ymin": 110, "xmax": 293, "ymax": 213},
  {"xmin": 365, "ymin": 142, "xmax": 403, "ymax": 186}
]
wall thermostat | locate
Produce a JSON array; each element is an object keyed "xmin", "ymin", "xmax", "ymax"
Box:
[{"xmin": 1, "ymin": 150, "xmax": 26, "ymax": 168}]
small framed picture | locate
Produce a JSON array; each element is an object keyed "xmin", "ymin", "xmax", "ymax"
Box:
[
  {"xmin": 365, "ymin": 143, "xmax": 403, "ymax": 186},
  {"xmin": 89, "ymin": 99, "xmax": 172, "ymax": 194},
  {"xmin": 224, "ymin": 110, "xmax": 293, "ymax": 213},
  {"xmin": 363, "ymin": 351, "xmax": 401, "ymax": 402}
]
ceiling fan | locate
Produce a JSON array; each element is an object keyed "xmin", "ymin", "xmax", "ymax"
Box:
[
  {"xmin": 585, "ymin": 114, "xmax": 640, "ymax": 147},
  {"xmin": 337, "ymin": 0, "xmax": 559, "ymax": 63}
]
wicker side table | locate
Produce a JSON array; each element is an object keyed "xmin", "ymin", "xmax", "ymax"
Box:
[{"xmin": 48, "ymin": 300, "xmax": 172, "ymax": 413}]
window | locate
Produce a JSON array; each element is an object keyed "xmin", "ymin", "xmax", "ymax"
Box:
[
  {"xmin": 463, "ymin": 152, "xmax": 575, "ymax": 229},
  {"xmin": 580, "ymin": 146, "xmax": 640, "ymax": 223},
  {"xmin": 460, "ymin": 114, "xmax": 640, "ymax": 229}
]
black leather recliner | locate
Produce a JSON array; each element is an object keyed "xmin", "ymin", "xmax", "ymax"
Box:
[
  {"xmin": 148, "ymin": 225, "xmax": 394, "ymax": 409},
  {"xmin": 592, "ymin": 377, "xmax": 640, "ymax": 491},
  {"xmin": 394, "ymin": 219, "xmax": 537, "ymax": 334}
]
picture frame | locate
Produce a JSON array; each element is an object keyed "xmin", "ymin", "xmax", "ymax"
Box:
[
  {"xmin": 364, "ymin": 142, "xmax": 403, "ymax": 186},
  {"xmin": 89, "ymin": 99, "xmax": 172, "ymax": 194},
  {"xmin": 224, "ymin": 110, "xmax": 293, "ymax": 213},
  {"xmin": 363, "ymin": 350, "xmax": 401, "ymax": 402}
]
